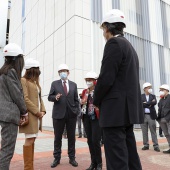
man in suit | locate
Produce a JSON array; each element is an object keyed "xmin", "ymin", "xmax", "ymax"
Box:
[
  {"xmin": 141, "ymin": 82, "xmax": 160, "ymax": 152},
  {"xmin": 93, "ymin": 9, "xmax": 144, "ymax": 170},
  {"xmin": 48, "ymin": 64, "xmax": 79, "ymax": 168},
  {"xmin": 157, "ymin": 84, "xmax": 170, "ymax": 154}
]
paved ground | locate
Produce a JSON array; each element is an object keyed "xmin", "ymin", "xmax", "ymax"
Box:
[{"xmin": 1, "ymin": 128, "xmax": 170, "ymax": 170}]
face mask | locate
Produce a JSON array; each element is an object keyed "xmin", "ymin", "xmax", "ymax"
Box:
[
  {"xmin": 159, "ymin": 91, "xmax": 165, "ymax": 97},
  {"xmin": 148, "ymin": 89, "xmax": 152, "ymax": 94},
  {"xmin": 60, "ymin": 72, "xmax": 68, "ymax": 80},
  {"xmin": 86, "ymin": 81, "xmax": 93, "ymax": 88}
]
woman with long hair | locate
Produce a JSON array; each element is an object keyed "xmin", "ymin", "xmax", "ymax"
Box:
[
  {"xmin": 19, "ymin": 58, "xmax": 46, "ymax": 170},
  {"xmin": 0, "ymin": 43, "xmax": 28, "ymax": 170}
]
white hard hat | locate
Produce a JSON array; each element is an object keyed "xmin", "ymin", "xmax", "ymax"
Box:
[
  {"xmin": 160, "ymin": 84, "xmax": 169, "ymax": 91},
  {"xmin": 143, "ymin": 82, "xmax": 152, "ymax": 89},
  {"xmin": 58, "ymin": 64, "xmax": 69, "ymax": 72},
  {"xmin": 84, "ymin": 71, "xmax": 98, "ymax": 79},
  {"xmin": 24, "ymin": 58, "xmax": 40, "ymax": 69},
  {"xmin": 101, "ymin": 9, "xmax": 126, "ymax": 27},
  {"xmin": 3, "ymin": 43, "xmax": 23, "ymax": 57}
]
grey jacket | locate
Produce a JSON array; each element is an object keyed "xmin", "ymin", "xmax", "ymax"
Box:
[
  {"xmin": 48, "ymin": 79, "xmax": 79, "ymax": 119},
  {"xmin": 0, "ymin": 69, "xmax": 27, "ymax": 125}
]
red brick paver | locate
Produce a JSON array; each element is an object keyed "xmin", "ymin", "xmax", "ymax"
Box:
[{"xmin": 10, "ymin": 131, "xmax": 170, "ymax": 170}]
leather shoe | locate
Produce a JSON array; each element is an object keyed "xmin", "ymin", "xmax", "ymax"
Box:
[
  {"xmin": 96, "ymin": 163, "xmax": 102, "ymax": 170},
  {"xmin": 163, "ymin": 149, "xmax": 170, "ymax": 154},
  {"xmin": 78, "ymin": 136, "xmax": 82, "ymax": 138},
  {"xmin": 86, "ymin": 163, "xmax": 97, "ymax": 170},
  {"xmin": 51, "ymin": 158, "xmax": 60, "ymax": 168},
  {"xmin": 160, "ymin": 134, "xmax": 164, "ymax": 137},
  {"xmin": 142, "ymin": 146, "xmax": 149, "ymax": 150},
  {"xmin": 154, "ymin": 147, "xmax": 160, "ymax": 152},
  {"xmin": 69, "ymin": 159, "xmax": 78, "ymax": 167}
]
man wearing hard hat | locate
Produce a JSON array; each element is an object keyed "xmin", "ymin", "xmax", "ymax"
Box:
[
  {"xmin": 93, "ymin": 9, "xmax": 144, "ymax": 170},
  {"xmin": 140, "ymin": 82, "xmax": 160, "ymax": 152},
  {"xmin": 157, "ymin": 84, "xmax": 170, "ymax": 154},
  {"xmin": 48, "ymin": 64, "xmax": 79, "ymax": 168}
]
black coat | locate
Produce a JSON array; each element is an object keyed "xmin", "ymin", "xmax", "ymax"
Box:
[
  {"xmin": 48, "ymin": 80, "xmax": 79, "ymax": 119},
  {"xmin": 141, "ymin": 94, "xmax": 157, "ymax": 120},
  {"xmin": 93, "ymin": 36, "xmax": 144, "ymax": 127},
  {"xmin": 158, "ymin": 94, "xmax": 170, "ymax": 122}
]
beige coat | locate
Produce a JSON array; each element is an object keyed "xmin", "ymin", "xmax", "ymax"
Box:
[{"xmin": 19, "ymin": 78, "xmax": 46, "ymax": 134}]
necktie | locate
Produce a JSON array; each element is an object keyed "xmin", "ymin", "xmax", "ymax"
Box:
[{"xmin": 63, "ymin": 81, "xmax": 67, "ymax": 95}]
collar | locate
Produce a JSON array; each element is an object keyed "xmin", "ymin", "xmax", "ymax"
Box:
[
  {"xmin": 163, "ymin": 94, "xmax": 169, "ymax": 99},
  {"xmin": 114, "ymin": 34, "xmax": 121, "ymax": 37},
  {"xmin": 61, "ymin": 79, "xmax": 69, "ymax": 84}
]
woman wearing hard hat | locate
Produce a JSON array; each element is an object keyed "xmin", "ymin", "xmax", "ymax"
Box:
[
  {"xmin": 157, "ymin": 84, "xmax": 170, "ymax": 154},
  {"xmin": 81, "ymin": 71, "xmax": 102, "ymax": 170},
  {"xmin": 19, "ymin": 58, "xmax": 46, "ymax": 169},
  {"xmin": 0, "ymin": 43, "xmax": 28, "ymax": 169}
]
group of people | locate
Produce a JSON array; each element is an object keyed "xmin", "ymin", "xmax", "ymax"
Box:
[
  {"xmin": 0, "ymin": 44, "xmax": 45, "ymax": 170},
  {"xmin": 141, "ymin": 82, "xmax": 170, "ymax": 154},
  {"xmin": 0, "ymin": 8, "xmax": 169, "ymax": 170}
]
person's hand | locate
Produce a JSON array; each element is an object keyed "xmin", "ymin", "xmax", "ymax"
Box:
[
  {"xmin": 81, "ymin": 99, "xmax": 87, "ymax": 105},
  {"xmin": 95, "ymin": 106, "xmax": 99, "ymax": 110},
  {"xmin": 94, "ymin": 105, "xmax": 99, "ymax": 110},
  {"xmin": 20, "ymin": 115, "xmax": 29, "ymax": 126},
  {"xmin": 39, "ymin": 112, "xmax": 45, "ymax": 118},
  {"xmin": 36, "ymin": 112, "xmax": 45, "ymax": 118},
  {"xmin": 56, "ymin": 93, "xmax": 62, "ymax": 101}
]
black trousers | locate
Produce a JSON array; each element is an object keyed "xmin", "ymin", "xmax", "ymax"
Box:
[
  {"xmin": 83, "ymin": 115, "xmax": 102, "ymax": 164},
  {"xmin": 159, "ymin": 126, "xmax": 163, "ymax": 135},
  {"xmin": 77, "ymin": 116, "xmax": 86, "ymax": 137},
  {"xmin": 53, "ymin": 117, "xmax": 77, "ymax": 160},
  {"xmin": 103, "ymin": 125, "xmax": 142, "ymax": 170}
]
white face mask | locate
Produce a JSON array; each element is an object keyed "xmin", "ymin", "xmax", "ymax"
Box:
[
  {"xmin": 159, "ymin": 91, "xmax": 165, "ymax": 97},
  {"xmin": 86, "ymin": 81, "xmax": 93, "ymax": 88},
  {"xmin": 148, "ymin": 89, "xmax": 153, "ymax": 94}
]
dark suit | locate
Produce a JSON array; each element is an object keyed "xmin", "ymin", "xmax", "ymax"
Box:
[
  {"xmin": 48, "ymin": 79, "xmax": 79, "ymax": 160},
  {"xmin": 141, "ymin": 94, "xmax": 159, "ymax": 148},
  {"xmin": 142, "ymin": 94, "xmax": 157, "ymax": 119},
  {"xmin": 158, "ymin": 94, "xmax": 170, "ymax": 121},
  {"xmin": 93, "ymin": 36, "xmax": 144, "ymax": 170},
  {"xmin": 157, "ymin": 94, "xmax": 170, "ymax": 147}
]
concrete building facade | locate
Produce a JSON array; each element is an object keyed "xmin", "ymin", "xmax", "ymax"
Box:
[{"xmin": 9, "ymin": 0, "xmax": 170, "ymax": 127}]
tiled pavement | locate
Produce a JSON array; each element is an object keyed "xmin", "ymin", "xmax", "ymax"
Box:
[{"xmin": 1, "ymin": 129, "xmax": 170, "ymax": 170}]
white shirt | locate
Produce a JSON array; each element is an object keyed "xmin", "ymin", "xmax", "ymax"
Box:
[
  {"xmin": 61, "ymin": 79, "xmax": 69, "ymax": 93},
  {"xmin": 145, "ymin": 95, "xmax": 150, "ymax": 113}
]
